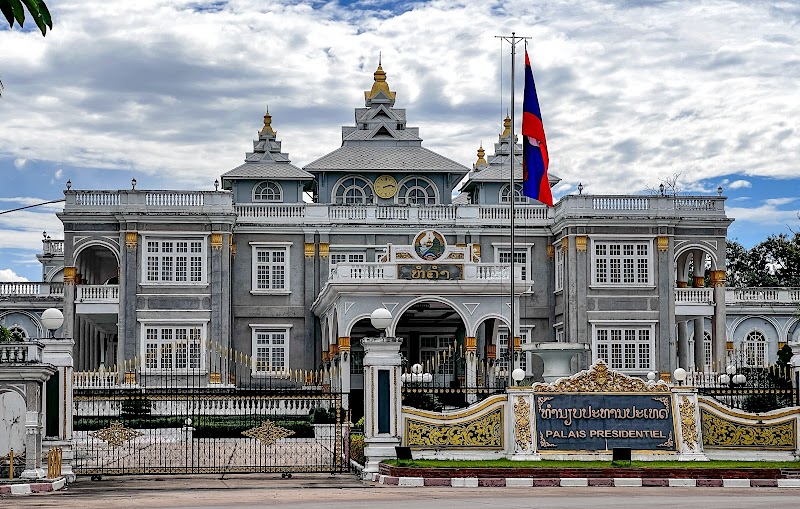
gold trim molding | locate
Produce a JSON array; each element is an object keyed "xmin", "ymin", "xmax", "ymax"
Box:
[
  {"xmin": 710, "ymin": 270, "xmax": 726, "ymax": 288},
  {"xmin": 533, "ymin": 360, "xmax": 671, "ymax": 393},
  {"xmin": 560, "ymin": 237, "xmax": 568, "ymax": 252},
  {"xmin": 338, "ymin": 336, "xmax": 351, "ymax": 352},
  {"xmin": 63, "ymin": 266, "xmax": 77, "ymax": 285},
  {"xmin": 575, "ymin": 236, "xmax": 587, "ymax": 252},
  {"xmin": 465, "ymin": 337, "xmax": 477, "ymax": 352},
  {"xmin": 211, "ymin": 233, "xmax": 223, "ymax": 249},
  {"xmin": 693, "ymin": 276, "xmax": 705, "ymax": 288},
  {"xmin": 700, "ymin": 409, "xmax": 796, "ymax": 450},
  {"xmin": 319, "ymin": 243, "xmax": 329, "ymax": 258},
  {"xmin": 657, "ymin": 236, "xmax": 669, "ymax": 252},
  {"xmin": 304, "ymin": 243, "xmax": 315, "ymax": 258},
  {"xmin": 547, "ymin": 244, "xmax": 555, "ymax": 259}
]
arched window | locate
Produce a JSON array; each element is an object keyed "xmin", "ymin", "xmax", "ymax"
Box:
[
  {"xmin": 253, "ymin": 181, "xmax": 283, "ymax": 202},
  {"xmin": 333, "ymin": 176, "xmax": 373, "ymax": 205},
  {"xmin": 703, "ymin": 331, "xmax": 712, "ymax": 367},
  {"xmin": 397, "ymin": 177, "xmax": 438, "ymax": 205},
  {"xmin": 743, "ymin": 330, "xmax": 767, "ymax": 366},
  {"xmin": 9, "ymin": 324, "xmax": 27, "ymax": 340},
  {"xmin": 499, "ymin": 183, "xmax": 529, "ymax": 204}
]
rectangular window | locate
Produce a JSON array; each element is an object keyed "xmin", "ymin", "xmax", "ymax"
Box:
[
  {"xmin": 251, "ymin": 327, "xmax": 290, "ymax": 374},
  {"xmin": 594, "ymin": 324, "xmax": 654, "ymax": 372},
  {"xmin": 143, "ymin": 237, "xmax": 205, "ymax": 284},
  {"xmin": 330, "ymin": 253, "xmax": 366, "ymax": 265},
  {"xmin": 497, "ymin": 328, "xmax": 530, "ymax": 373},
  {"xmin": 498, "ymin": 249, "xmax": 529, "ymax": 280},
  {"xmin": 140, "ymin": 324, "xmax": 204, "ymax": 373},
  {"xmin": 252, "ymin": 246, "xmax": 290, "ymax": 292},
  {"xmin": 554, "ymin": 246, "xmax": 564, "ymax": 292},
  {"xmin": 592, "ymin": 241, "xmax": 651, "ymax": 286}
]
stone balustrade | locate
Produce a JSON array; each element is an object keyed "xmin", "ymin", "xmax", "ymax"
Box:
[
  {"xmin": 0, "ymin": 341, "xmax": 44, "ymax": 363},
  {"xmin": 555, "ymin": 195, "xmax": 727, "ymax": 220},
  {"xmin": 328, "ymin": 262, "xmax": 521, "ymax": 283},
  {"xmin": 42, "ymin": 239, "xmax": 64, "ymax": 256},
  {"xmin": 675, "ymin": 287, "xmax": 714, "ymax": 304},
  {"xmin": 726, "ymin": 287, "xmax": 800, "ymax": 305},
  {"xmin": 76, "ymin": 284, "xmax": 119, "ymax": 303},
  {"xmin": 0, "ymin": 282, "xmax": 64, "ymax": 296},
  {"xmin": 64, "ymin": 190, "xmax": 234, "ymax": 214}
]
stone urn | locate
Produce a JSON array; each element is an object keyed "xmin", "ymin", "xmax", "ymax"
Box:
[{"xmin": 522, "ymin": 342, "xmax": 589, "ymax": 382}]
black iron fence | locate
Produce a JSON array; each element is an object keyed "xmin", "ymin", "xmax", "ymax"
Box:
[{"xmin": 692, "ymin": 364, "xmax": 799, "ymax": 412}]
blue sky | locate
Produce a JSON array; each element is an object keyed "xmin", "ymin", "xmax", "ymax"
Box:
[{"xmin": 1, "ymin": 0, "xmax": 799, "ymax": 282}]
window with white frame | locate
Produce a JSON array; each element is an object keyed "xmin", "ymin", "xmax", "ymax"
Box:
[
  {"xmin": 497, "ymin": 327, "xmax": 530, "ymax": 373},
  {"xmin": 689, "ymin": 330, "xmax": 713, "ymax": 369},
  {"xmin": 397, "ymin": 177, "xmax": 438, "ymax": 205},
  {"xmin": 554, "ymin": 325, "xmax": 565, "ymax": 343},
  {"xmin": 499, "ymin": 183, "xmax": 529, "ymax": 204},
  {"xmin": 333, "ymin": 176, "xmax": 373, "ymax": 205},
  {"xmin": 594, "ymin": 324, "xmax": 654, "ymax": 371},
  {"xmin": 420, "ymin": 336, "xmax": 456, "ymax": 375},
  {"xmin": 497, "ymin": 248, "xmax": 529, "ymax": 280},
  {"xmin": 743, "ymin": 330, "xmax": 767, "ymax": 366},
  {"xmin": 592, "ymin": 240, "xmax": 651, "ymax": 286},
  {"xmin": 252, "ymin": 244, "xmax": 289, "ymax": 292},
  {"xmin": 251, "ymin": 326, "xmax": 290, "ymax": 374},
  {"xmin": 253, "ymin": 181, "xmax": 283, "ymax": 202},
  {"xmin": 142, "ymin": 324, "xmax": 204, "ymax": 373},
  {"xmin": 554, "ymin": 245, "xmax": 564, "ymax": 292},
  {"xmin": 144, "ymin": 238, "xmax": 204, "ymax": 284},
  {"xmin": 329, "ymin": 252, "xmax": 366, "ymax": 265}
]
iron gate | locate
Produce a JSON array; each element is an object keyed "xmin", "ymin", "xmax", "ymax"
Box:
[{"xmin": 73, "ymin": 353, "xmax": 347, "ymax": 475}]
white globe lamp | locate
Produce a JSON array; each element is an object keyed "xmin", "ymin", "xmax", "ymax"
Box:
[
  {"xmin": 511, "ymin": 368, "xmax": 526, "ymax": 385},
  {"xmin": 41, "ymin": 308, "xmax": 64, "ymax": 338},
  {"xmin": 370, "ymin": 308, "xmax": 392, "ymax": 336}
]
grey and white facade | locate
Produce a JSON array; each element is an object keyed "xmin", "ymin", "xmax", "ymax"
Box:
[{"xmin": 3, "ymin": 63, "xmax": 799, "ymax": 417}]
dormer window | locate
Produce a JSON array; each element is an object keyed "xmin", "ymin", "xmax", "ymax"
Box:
[
  {"xmin": 333, "ymin": 175, "xmax": 374, "ymax": 205},
  {"xmin": 253, "ymin": 181, "xmax": 283, "ymax": 202},
  {"xmin": 500, "ymin": 183, "xmax": 529, "ymax": 204},
  {"xmin": 398, "ymin": 177, "xmax": 438, "ymax": 205}
]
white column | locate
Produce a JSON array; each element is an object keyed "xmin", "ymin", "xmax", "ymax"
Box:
[{"xmin": 361, "ymin": 336, "xmax": 402, "ymax": 477}]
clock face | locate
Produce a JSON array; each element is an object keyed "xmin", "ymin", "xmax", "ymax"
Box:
[{"xmin": 374, "ymin": 175, "xmax": 398, "ymax": 199}]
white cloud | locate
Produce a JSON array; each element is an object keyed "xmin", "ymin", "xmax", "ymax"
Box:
[
  {"xmin": 764, "ymin": 197, "xmax": 797, "ymax": 206},
  {"xmin": 727, "ymin": 179, "xmax": 751, "ymax": 189},
  {"xmin": 54, "ymin": 168, "xmax": 63, "ymax": 180},
  {"xmin": 727, "ymin": 202, "xmax": 800, "ymax": 225},
  {"xmin": 13, "ymin": 158, "xmax": 26, "ymax": 169},
  {"xmin": 0, "ymin": 269, "xmax": 28, "ymax": 282}
]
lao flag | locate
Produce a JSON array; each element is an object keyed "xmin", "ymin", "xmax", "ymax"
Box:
[{"xmin": 521, "ymin": 50, "xmax": 553, "ymax": 207}]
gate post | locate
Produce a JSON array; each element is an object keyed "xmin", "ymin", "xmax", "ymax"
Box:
[{"xmin": 361, "ymin": 332, "xmax": 402, "ymax": 478}]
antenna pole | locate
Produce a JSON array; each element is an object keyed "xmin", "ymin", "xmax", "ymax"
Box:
[{"xmin": 496, "ymin": 32, "xmax": 530, "ymax": 387}]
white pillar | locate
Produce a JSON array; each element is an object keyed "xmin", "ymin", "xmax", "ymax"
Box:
[{"xmin": 361, "ymin": 336, "xmax": 402, "ymax": 477}]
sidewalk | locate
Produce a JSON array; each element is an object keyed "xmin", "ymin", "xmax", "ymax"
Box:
[{"xmin": 0, "ymin": 477, "xmax": 67, "ymax": 496}]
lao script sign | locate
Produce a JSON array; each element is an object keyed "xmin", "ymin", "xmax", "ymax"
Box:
[
  {"xmin": 534, "ymin": 393, "xmax": 676, "ymax": 451},
  {"xmin": 398, "ymin": 264, "xmax": 463, "ymax": 281}
]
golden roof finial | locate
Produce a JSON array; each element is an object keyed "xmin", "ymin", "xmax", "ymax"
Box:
[
  {"xmin": 501, "ymin": 114, "xmax": 512, "ymax": 138},
  {"xmin": 474, "ymin": 144, "xmax": 487, "ymax": 169},
  {"xmin": 365, "ymin": 58, "xmax": 396, "ymax": 102},
  {"xmin": 259, "ymin": 108, "xmax": 276, "ymax": 137}
]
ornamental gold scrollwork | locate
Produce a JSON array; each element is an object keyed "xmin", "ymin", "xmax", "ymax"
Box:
[
  {"xmin": 700, "ymin": 410, "xmax": 796, "ymax": 450},
  {"xmin": 89, "ymin": 421, "xmax": 144, "ymax": 447},
  {"xmin": 242, "ymin": 420, "xmax": 295, "ymax": 446},
  {"xmin": 406, "ymin": 408, "xmax": 503, "ymax": 448},
  {"xmin": 533, "ymin": 360, "xmax": 671, "ymax": 393},
  {"xmin": 679, "ymin": 398, "xmax": 698, "ymax": 450},
  {"xmin": 395, "ymin": 252, "xmax": 413, "ymax": 259},
  {"xmin": 514, "ymin": 396, "xmax": 531, "ymax": 451}
]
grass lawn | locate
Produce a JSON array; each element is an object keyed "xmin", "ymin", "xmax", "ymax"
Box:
[{"xmin": 383, "ymin": 458, "xmax": 800, "ymax": 469}]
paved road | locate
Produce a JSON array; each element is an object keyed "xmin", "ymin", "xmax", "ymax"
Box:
[{"xmin": 10, "ymin": 474, "xmax": 800, "ymax": 509}]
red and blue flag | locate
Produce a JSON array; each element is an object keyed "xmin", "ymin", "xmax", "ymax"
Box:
[{"xmin": 521, "ymin": 50, "xmax": 553, "ymax": 207}]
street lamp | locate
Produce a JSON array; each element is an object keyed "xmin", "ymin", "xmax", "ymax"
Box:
[
  {"xmin": 41, "ymin": 308, "xmax": 64, "ymax": 338},
  {"xmin": 719, "ymin": 365, "xmax": 746, "ymax": 386},
  {"xmin": 672, "ymin": 367, "xmax": 687, "ymax": 386},
  {"xmin": 511, "ymin": 368, "xmax": 526, "ymax": 386},
  {"xmin": 370, "ymin": 308, "xmax": 392, "ymax": 337}
]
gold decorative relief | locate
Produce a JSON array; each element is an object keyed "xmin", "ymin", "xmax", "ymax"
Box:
[
  {"xmin": 464, "ymin": 337, "xmax": 477, "ymax": 352},
  {"xmin": 693, "ymin": 276, "xmax": 705, "ymax": 288},
  {"xmin": 89, "ymin": 421, "xmax": 144, "ymax": 447},
  {"xmin": 472, "ymin": 244, "xmax": 481, "ymax": 262},
  {"xmin": 318, "ymin": 243, "xmax": 329, "ymax": 258},
  {"xmin": 514, "ymin": 396, "xmax": 531, "ymax": 450},
  {"xmin": 539, "ymin": 431, "xmax": 557, "ymax": 448},
  {"xmin": 533, "ymin": 360, "xmax": 671, "ymax": 393},
  {"xmin": 700, "ymin": 410, "xmax": 796, "ymax": 450},
  {"xmin": 679, "ymin": 398, "xmax": 698, "ymax": 450},
  {"xmin": 560, "ymin": 237, "xmax": 568, "ymax": 252},
  {"xmin": 211, "ymin": 233, "xmax": 223, "ymax": 249},
  {"xmin": 125, "ymin": 232, "xmax": 138, "ymax": 250},
  {"xmin": 405, "ymin": 407, "xmax": 503, "ymax": 449},
  {"xmin": 304, "ymin": 243, "xmax": 315, "ymax": 258},
  {"xmin": 63, "ymin": 266, "xmax": 77, "ymax": 284},
  {"xmin": 395, "ymin": 252, "xmax": 413, "ymax": 259},
  {"xmin": 575, "ymin": 236, "xmax": 587, "ymax": 252},
  {"xmin": 547, "ymin": 244, "xmax": 555, "ymax": 259},
  {"xmin": 242, "ymin": 420, "xmax": 295, "ymax": 446},
  {"xmin": 446, "ymin": 252, "xmax": 464, "ymax": 259},
  {"xmin": 657, "ymin": 236, "xmax": 669, "ymax": 252},
  {"xmin": 710, "ymin": 270, "xmax": 726, "ymax": 288},
  {"xmin": 338, "ymin": 336, "xmax": 351, "ymax": 352}
]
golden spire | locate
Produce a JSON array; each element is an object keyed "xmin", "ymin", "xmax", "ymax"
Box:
[
  {"xmin": 365, "ymin": 61, "xmax": 396, "ymax": 102},
  {"xmin": 474, "ymin": 144, "xmax": 487, "ymax": 169},
  {"xmin": 259, "ymin": 109, "xmax": 276, "ymax": 137},
  {"xmin": 501, "ymin": 114, "xmax": 511, "ymax": 138}
]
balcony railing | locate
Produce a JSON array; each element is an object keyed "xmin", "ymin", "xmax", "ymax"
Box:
[
  {"xmin": 726, "ymin": 287, "xmax": 800, "ymax": 305},
  {"xmin": 0, "ymin": 341, "xmax": 44, "ymax": 363},
  {"xmin": 42, "ymin": 239, "xmax": 64, "ymax": 256},
  {"xmin": 74, "ymin": 369, "xmax": 118, "ymax": 388},
  {"xmin": 328, "ymin": 262, "xmax": 522, "ymax": 283},
  {"xmin": 235, "ymin": 203, "xmax": 553, "ymax": 226},
  {"xmin": 0, "ymin": 282, "xmax": 64, "ymax": 297},
  {"xmin": 76, "ymin": 284, "xmax": 119, "ymax": 303},
  {"xmin": 64, "ymin": 190, "xmax": 234, "ymax": 214},
  {"xmin": 555, "ymin": 195, "xmax": 727, "ymax": 220},
  {"xmin": 675, "ymin": 287, "xmax": 714, "ymax": 304}
]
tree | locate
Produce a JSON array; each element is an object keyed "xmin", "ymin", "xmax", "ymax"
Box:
[
  {"xmin": 0, "ymin": 0, "xmax": 51, "ymax": 97},
  {"xmin": 725, "ymin": 233, "xmax": 800, "ymax": 287}
]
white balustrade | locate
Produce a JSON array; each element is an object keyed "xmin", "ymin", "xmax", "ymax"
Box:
[
  {"xmin": 43, "ymin": 239, "xmax": 64, "ymax": 255},
  {"xmin": 76, "ymin": 284, "xmax": 120, "ymax": 303},
  {"xmin": 73, "ymin": 369, "xmax": 119, "ymax": 388},
  {"xmin": 0, "ymin": 342, "xmax": 43, "ymax": 363},
  {"xmin": 592, "ymin": 196, "xmax": 650, "ymax": 210},
  {"xmin": 476, "ymin": 264, "xmax": 510, "ymax": 280},
  {"xmin": 0, "ymin": 282, "xmax": 41, "ymax": 295},
  {"xmin": 725, "ymin": 287, "xmax": 800, "ymax": 305},
  {"xmin": 74, "ymin": 191, "xmax": 120, "ymax": 206},
  {"xmin": 145, "ymin": 192, "xmax": 204, "ymax": 207},
  {"xmin": 673, "ymin": 198, "xmax": 717, "ymax": 210},
  {"xmin": 330, "ymin": 206, "xmax": 367, "ymax": 221},
  {"xmin": 236, "ymin": 204, "xmax": 305, "ymax": 219},
  {"xmin": 674, "ymin": 287, "xmax": 714, "ymax": 304},
  {"xmin": 376, "ymin": 206, "xmax": 409, "ymax": 220}
]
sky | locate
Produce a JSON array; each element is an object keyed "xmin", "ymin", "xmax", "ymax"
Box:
[{"xmin": 1, "ymin": 0, "xmax": 798, "ymax": 282}]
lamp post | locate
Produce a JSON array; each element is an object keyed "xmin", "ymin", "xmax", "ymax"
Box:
[
  {"xmin": 370, "ymin": 307, "xmax": 392, "ymax": 338},
  {"xmin": 40, "ymin": 308, "xmax": 64, "ymax": 338},
  {"xmin": 511, "ymin": 367, "xmax": 526, "ymax": 386},
  {"xmin": 719, "ymin": 365, "xmax": 746, "ymax": 386},
  {"xmin": 672, "ymin": 367, "xmax": 687, "ymax": 386}
]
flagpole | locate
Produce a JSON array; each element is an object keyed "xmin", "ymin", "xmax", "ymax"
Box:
[{"xmin": 496, "ymin": 32, "xmax": 530, "ymax": 388}]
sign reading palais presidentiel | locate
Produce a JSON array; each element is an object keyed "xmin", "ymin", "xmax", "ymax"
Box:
[{"xmin": 532, "ymin": 361, "xmax": 677, "ymax": 452}]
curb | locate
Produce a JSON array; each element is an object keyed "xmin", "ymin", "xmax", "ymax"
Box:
[
  {"xmin": 368, "ymin": 474, "xmax": 800, "ymax": 488},
  {"xmin": 0, "ymin": 477, "xmax": 66, "ymax": 496}
]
